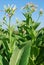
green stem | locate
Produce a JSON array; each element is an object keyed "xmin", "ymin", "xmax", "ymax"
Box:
[
  {"xmin": 9, "ymin": 17, "xmax": 12, "ymax": 52},
  {"xmin": 9, "ymin": 17, "xmax": 11, "ymax": 29}
]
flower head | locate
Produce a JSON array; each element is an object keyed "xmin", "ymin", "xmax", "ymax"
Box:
[
  {"xmin": 4, "ymin": 4, "xmax": 16, "ymax": 17},
  {"xmin": 27, "ymin": 2, "xmax": 34, "ymax": 7},
  {"xmin": 21, "ymin": 2, "xmax": 37, "ymax": 13},
  {"xmin": 39, "ymin": 9, "xmax": 43, "ymax": 15},
  {"xmin": 31, "ymin": 6, "xmax": 37, "ymax": 12}
]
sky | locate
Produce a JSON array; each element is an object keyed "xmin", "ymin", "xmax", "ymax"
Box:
[{"xmin": 0, "ymin": 0, "xmax": 44, "ymax": 28}]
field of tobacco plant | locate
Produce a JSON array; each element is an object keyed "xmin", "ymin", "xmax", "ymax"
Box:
[{"xmin": 0, "ymin": 2, "xmax": 44, "ymax": 65}]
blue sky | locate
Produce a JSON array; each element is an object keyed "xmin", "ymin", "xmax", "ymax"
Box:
[{"xmin": 0, "ymin": 0, "xmax": 44, "ymax": 28}]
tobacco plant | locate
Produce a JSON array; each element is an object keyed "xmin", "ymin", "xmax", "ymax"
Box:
[{"xmin": 0, "ymin": 2, "xmax": 44, "ymax": 65}]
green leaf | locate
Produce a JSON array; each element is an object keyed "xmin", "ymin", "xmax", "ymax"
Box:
[
  {"xmin": 0, "ymin": 55, "xmax": 3, "ymax": 65},
  {"xmin": 9, "ymin": 46, "xmax": 24, "ymax": 65},
  {"xmin": 28, "ymin": 58, "xmax": 35, "ymax": 65},
  {"xmin": 30, "ymin": 46, "xmax": 40, "ymax": 61},
  {"xmin": 19, "ymin": 41, "xmax": 31, "ymax": 65},
  {"xmin": 33, "ymin": 22, "xmax": 40, "ymax": 30}
]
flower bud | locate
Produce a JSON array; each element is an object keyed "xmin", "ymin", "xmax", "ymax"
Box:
[
  {"xmin": 13, "ymin": 5, "xmax": 16, "ymax": 11},
  {"xmin": 39, "ymin": 9, "xmax": 43, "ymax": 15},
  {"xmin": 31, "ymin": 6, "xmax": 37, "ymax": 12}
]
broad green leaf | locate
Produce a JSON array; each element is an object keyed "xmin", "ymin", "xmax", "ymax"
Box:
[
  {"xmin": 9, "ymin": 46, "xmax": 24, "ymax": 65},
  {"xmin": 19, "ymin": 41, "xmax": 31, "ymax": 65}
]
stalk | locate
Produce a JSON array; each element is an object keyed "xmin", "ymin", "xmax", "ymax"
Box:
[{"xmin": 9, "ymin": 16, "xmax": 12, "ymax": 53}]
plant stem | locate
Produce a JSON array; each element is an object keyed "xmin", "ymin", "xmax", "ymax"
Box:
[
  {"xmin": 9, "ymin": 17, "xmax": 12, "ymax": 52},
  {"xmin": 9, "ymin": 17, "xmax": 11, "ymax": 29}
]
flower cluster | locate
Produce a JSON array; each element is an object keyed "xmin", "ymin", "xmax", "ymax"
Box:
[
  {"xmin": 22, "ymin": 2, "xmax": 38, "ymax": 12},
  {"xmin": 4, "ymin": 4, "xmax": 16, "ymax": 17}
]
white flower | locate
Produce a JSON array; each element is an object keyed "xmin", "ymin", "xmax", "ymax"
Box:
[
  {"xmin": 21, "ymin": 2, "xmax": 37, "ymax": 12},
  {"xmin": 31, "ymin": 6, "xmax": 37, "ymax": 12},
  {"xmin": 40, "ymin": 9, "xmax": 43, "ymax": 12},
  {"xmin": 39, "ymin": 9, "xmax": 43, "ymax": 15},
  {"xmin": 26, "ymin": 2, "xmax": 35, "ymax": 7},
  {"xmin": 13, "ymin": 5, "xmax": 16, "ymax": 11}
]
